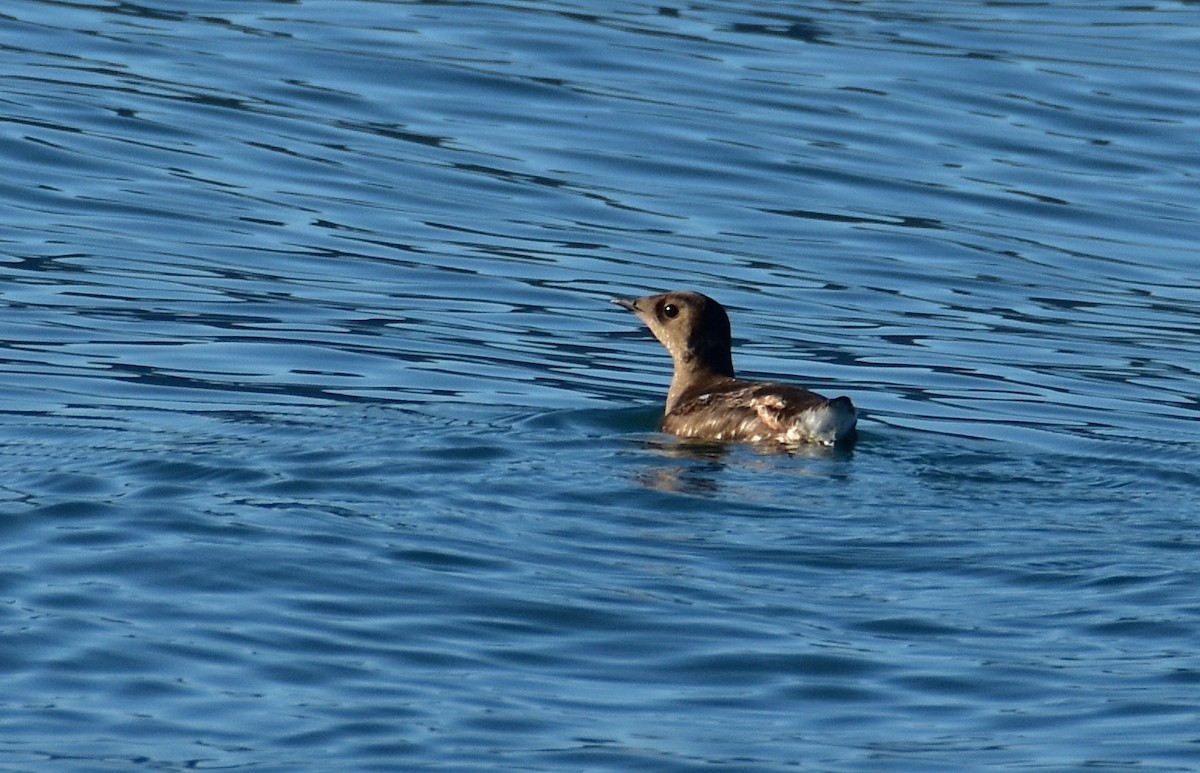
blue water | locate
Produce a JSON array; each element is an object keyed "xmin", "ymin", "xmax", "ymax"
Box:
[{"xmin": 3, "ymin": 1, "xmax": 1199, "ymax": 770}]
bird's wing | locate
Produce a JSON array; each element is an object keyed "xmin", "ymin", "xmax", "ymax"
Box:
[{"xmin": 663, "ymin": 382, "xmax": 831, "ymax": 442}]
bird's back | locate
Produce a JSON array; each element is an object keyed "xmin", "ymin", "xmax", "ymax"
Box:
[{"xmin": 663, "ymin": 380, "xmax": 856, "ymax": 446}]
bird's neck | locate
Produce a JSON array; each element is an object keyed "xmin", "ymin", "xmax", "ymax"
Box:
[{"xmin": 666, "ymin": 353, "xmax": 735, "ymax": 413}]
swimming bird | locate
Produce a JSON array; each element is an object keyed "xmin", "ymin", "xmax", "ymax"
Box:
[{"xmin": 613, "ymin": 291, "xmax": 856, "ymax": 446}]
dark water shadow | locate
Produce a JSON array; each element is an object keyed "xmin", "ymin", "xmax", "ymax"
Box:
[{"xmin": 627, "ymin": 425, "xmax": 860, "ymax": 497}]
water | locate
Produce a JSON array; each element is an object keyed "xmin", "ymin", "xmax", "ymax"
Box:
[{"xmin": 2, "ymin": 1, "xmax": 1199, "ymax": 770}]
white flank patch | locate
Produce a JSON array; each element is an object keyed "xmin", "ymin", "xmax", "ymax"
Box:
[{"xmin": 783, "ymin": 402, "xmax": 856, "ymax": 446}]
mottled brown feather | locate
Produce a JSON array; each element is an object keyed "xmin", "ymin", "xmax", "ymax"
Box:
[{"xmin": 664, "ymin": 382, "xmax": 849, "ymax": 443}]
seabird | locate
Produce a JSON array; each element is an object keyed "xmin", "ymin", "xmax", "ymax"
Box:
[{"xmin": 613, "ymin": 291, "xmax": 856, "ymax": 446}]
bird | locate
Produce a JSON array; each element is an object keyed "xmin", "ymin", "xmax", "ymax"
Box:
[{"xmin": 613, "ymin": 291, "xmax": 856, "ymax": 446}]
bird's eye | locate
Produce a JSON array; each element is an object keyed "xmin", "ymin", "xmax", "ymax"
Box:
[{"xmin": 662, "ymin": 303, "xmax": 679, "ymax": 319}]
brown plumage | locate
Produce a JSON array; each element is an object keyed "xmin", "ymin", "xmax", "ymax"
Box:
[{"xmin": 613, "ymin": 291, "xmax": 856, "ymax": 446}]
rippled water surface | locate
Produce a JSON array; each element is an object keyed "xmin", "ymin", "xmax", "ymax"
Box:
[{"xmin": 3, "ymin": 1, "xmax": 1199, "ymax": 770}]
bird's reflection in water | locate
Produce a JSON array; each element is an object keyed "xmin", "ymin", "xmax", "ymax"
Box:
[{"xmin": 633, "ymin": 436, "xmax": 854, "ymax": 496}]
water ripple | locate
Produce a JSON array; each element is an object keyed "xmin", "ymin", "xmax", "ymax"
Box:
[{"xmin": 3, "ymin": 2, "xmax": 1200, "ymax": 772}]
